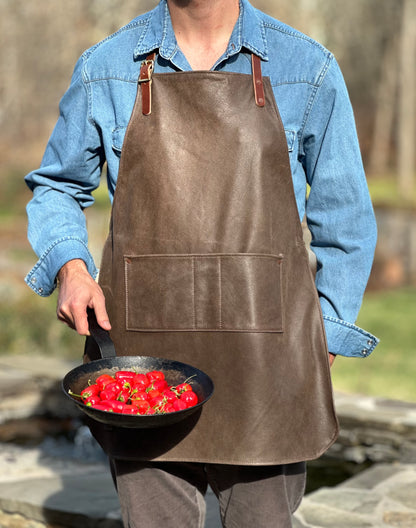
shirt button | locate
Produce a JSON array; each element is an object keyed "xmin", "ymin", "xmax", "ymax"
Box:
[
  {"xmin": 31, "ymin": 277, "xmax": 37, "ymax": 284},
  {"xmin": 361, "ymin": 349, "xmax": 368, "ymax": 356},
  {"xmin": 367, "ymin": 339, "xmax": 373, "ymax": 346},
  {"xmin": 38, "ymin": 287, "xmax": 43, "ymax": 294}
]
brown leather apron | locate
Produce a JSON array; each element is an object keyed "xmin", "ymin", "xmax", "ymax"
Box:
[{"xmin": 86, "ymin": 53, "xmax": 339, "ymax": 465}]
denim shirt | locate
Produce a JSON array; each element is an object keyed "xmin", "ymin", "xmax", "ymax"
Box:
[{"xmin": 25, "ymin": 0, "xmax": 378, "ymax": 358}]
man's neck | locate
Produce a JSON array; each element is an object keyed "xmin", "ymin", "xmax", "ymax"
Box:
[{"xmin": 166, "ymin": 0, "xmax": 240, "ymax": 70}]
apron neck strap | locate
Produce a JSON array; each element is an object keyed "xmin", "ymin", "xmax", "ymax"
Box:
[
  {"xmin": 139, "ymin": 52, "xmax": 156, "ymax": 116},
  {"xmin": 138, "ymin": 52, "xmax": 265, "ymax": 115},
  {"xmin": 251, "ymin": 54, "xmax": 265, "ymax": 107}
]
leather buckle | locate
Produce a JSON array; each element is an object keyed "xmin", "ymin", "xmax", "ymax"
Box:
[
  {"xmin": 139, "ymin": 59, "xmax": 155, "ymax": 83},
  {"xmin": 139, "ymin": 54, "xmax": 156, "ymax": 115}
]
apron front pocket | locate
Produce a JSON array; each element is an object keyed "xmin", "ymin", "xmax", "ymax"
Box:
[{"xmin": 124, "ymin": 254, "xmax": 284, "ymax": 332}]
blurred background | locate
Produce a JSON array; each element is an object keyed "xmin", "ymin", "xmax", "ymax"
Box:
[{"xmin": 0, "ymin": 0, "xmax": 415, "ymax": 403}]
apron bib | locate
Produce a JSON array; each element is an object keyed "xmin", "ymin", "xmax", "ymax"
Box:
[{"xmin": 86, "ymin": 54, "xmax": 339, "ymax": 465}]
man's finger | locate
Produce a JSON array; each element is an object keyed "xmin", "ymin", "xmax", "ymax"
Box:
[
  {"xmin": 70, "ymin": 305, "xmax": 90, "ymax": 336},
  {"xmin": 57, "ymin": 311, "xmax": 76, "ymax": 330},
  {"xmin": 91, "ymin": 301, "xmax": 112, "ymax": 331}
]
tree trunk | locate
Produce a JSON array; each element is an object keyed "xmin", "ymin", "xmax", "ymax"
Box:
[
  {"xmin": 398, "ymin": 0, "xmax": 416, "ymax": 198},
  {"xmin": 368, "ymin": 36, "xmax": 398, "ymax": 176}
]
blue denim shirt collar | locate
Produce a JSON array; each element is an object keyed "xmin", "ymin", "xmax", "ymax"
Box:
[{"xmin": 133, "ymin": 0, "xmax": 268, "ymax": 68}]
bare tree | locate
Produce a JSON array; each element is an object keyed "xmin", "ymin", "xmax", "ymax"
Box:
[
  {"xmin": 398, "ymin": 0, "xmax": 416, "ymax": 198},
  {"xmin": 368, "ymin": 35, "xmax": 398, "ymax": 175}
]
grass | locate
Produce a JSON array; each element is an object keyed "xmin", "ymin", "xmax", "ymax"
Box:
[
  {"xmin": 331, "ymin": 287, "xmax": 416, "ymax": 402},
  {"xmin": 0, "ymin": 293, "xmax": 84, "ymax": 360},
  {"xmin": 367, "ymin": 174, "xmax": 416, "ymax": 209}
]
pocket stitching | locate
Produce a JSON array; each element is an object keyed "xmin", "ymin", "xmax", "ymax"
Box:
[{"xmin": 218, "ymin": 256, "xmax": 222, "ymax": 330}]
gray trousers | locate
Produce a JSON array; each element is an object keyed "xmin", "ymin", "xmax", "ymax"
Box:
[{"xmin": 110, "ymin": 459, "xmax": 306, "ymax": 528}]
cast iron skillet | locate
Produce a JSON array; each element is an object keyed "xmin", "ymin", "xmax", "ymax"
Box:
[{"xmin": 62, "ymin": 310, "xmax": 214, "ymax": 429}]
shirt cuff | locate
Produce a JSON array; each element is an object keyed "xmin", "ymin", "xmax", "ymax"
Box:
[
  {"xmin": 25, "ymin": 237, "xmax": 98, "ymax": 297},
  {"xmin": 322, "ymin": 315, "xmax": 379, "ymax": 358}
]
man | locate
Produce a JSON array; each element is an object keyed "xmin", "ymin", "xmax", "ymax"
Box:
[{"xmin": 25, "ymin": 0, "xmax": 378, "ymax": 526}]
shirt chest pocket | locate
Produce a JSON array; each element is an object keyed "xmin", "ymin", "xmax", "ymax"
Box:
[
  {"xmin": 285, "ymin": 129, "xmax": 296, "ymax": 154},
  {"xmin": 112, "ymin": 126, "xmax": 127, "ymax": 157}
]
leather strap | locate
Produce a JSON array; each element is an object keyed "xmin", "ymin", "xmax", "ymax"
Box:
[
  {"xmin": 140, "ymin": 53, "xmax": 264, "ymax": 114},
  {"xmin": 252, "ymin": 54, "xmax": 265, "ymax": 107},
  {"xmin": 139, "ymin": 52, "xmax": 156, "ymax": 115}
]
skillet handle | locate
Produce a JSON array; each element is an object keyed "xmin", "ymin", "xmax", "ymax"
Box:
[{"xmin": 87, "ymin": 308, "xmax": 116, "ymax": 359}]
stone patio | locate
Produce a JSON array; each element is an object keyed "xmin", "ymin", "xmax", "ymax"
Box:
[{"xmin": 295, "ymin": 463, "xmax": 416, "ymax": 528}]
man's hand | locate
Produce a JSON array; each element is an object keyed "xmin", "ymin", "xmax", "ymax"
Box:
[
  {"xmin": 57, "ymin": 259, "xmax": 111, "ymax": 335},
  {"xmin": 329, "ymin": 353, "xmax": 336, "ymax": 367}
]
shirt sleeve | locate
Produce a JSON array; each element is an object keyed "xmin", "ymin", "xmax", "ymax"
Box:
[
  {"xmin": 301, "ymin": 56, "xmax": 379, "ymax": 358},
  {"xmin": 25, "ymin": 55, "xmax": 102, "ymax": 296}
]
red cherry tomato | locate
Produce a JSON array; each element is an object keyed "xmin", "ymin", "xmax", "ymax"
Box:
[
  {"xmin": 162, "ymin": 389, "xmax": 178, "ymax": 404},
  {"xmin": 115, "ymin": 371, "xmax": 136, "ymax": 382},
  {"xmin": 95, "ymin": 374, "xmax": 115, "ymax": 390},
  {"xmin": 150, "ymin": 379, "xmax": 168, "ymax": 392},
  {"xmin": 176, "ymin": 382, "xmax": 192, "ymax": 394},
  {"xmin": 78, "ymin": 368, "xmax": 199, "ymax": 416},
  {"xmin": 105, "ymin": 381, "xmax": 122, "ymax": 392},
  {"xmin": 121, "ymin": 404, "xmax": 140, "ymax": 415},
  {"xmin": 173, "ymin": 399, "xmax": 188, "ymax": 412},
  {"xmin": 90, "ymin": 402, "xmax": 115, "ymax": 412},
  {"xmin": 146, "ymin": 370, "xmax": 165, "ymax": 383},
  {"xmin": 133, "ymin": 400, "xmax": 151, "ymax": 414},
  {"xmin": 80, "ymin": 384, "xmax": 100, "ymax": 401},
  {"xmin": 148, "ymin": 395, "xmax": 166, "ymax": 409},
  {"xmin": 131, "ymin": 391, "xmax": 148, "ymax": 402},
  {"xmin": 105, "ymin": 400, "xmax": 130, "ymax": 412},
  {"xmin": 117, "ymin": 388, "xmax": 131, "ymax": 402},
  {"xmin": 180, "ymin": 391, "xmax": 198, "ymax": 407},
  {"xmin": 146, "ymin": 389, "xmax": 160, "ymax": 400},
  {"xmin": 84, "ymin": 395, "xmax": 101, "ymax": 406},
  {"xmin": 132, "ymin": 373, "xmax": 150, "ymax": 390},
  {"xmin": 99, "ymin": 386, "xmax": 119, "ymax": 401}
]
